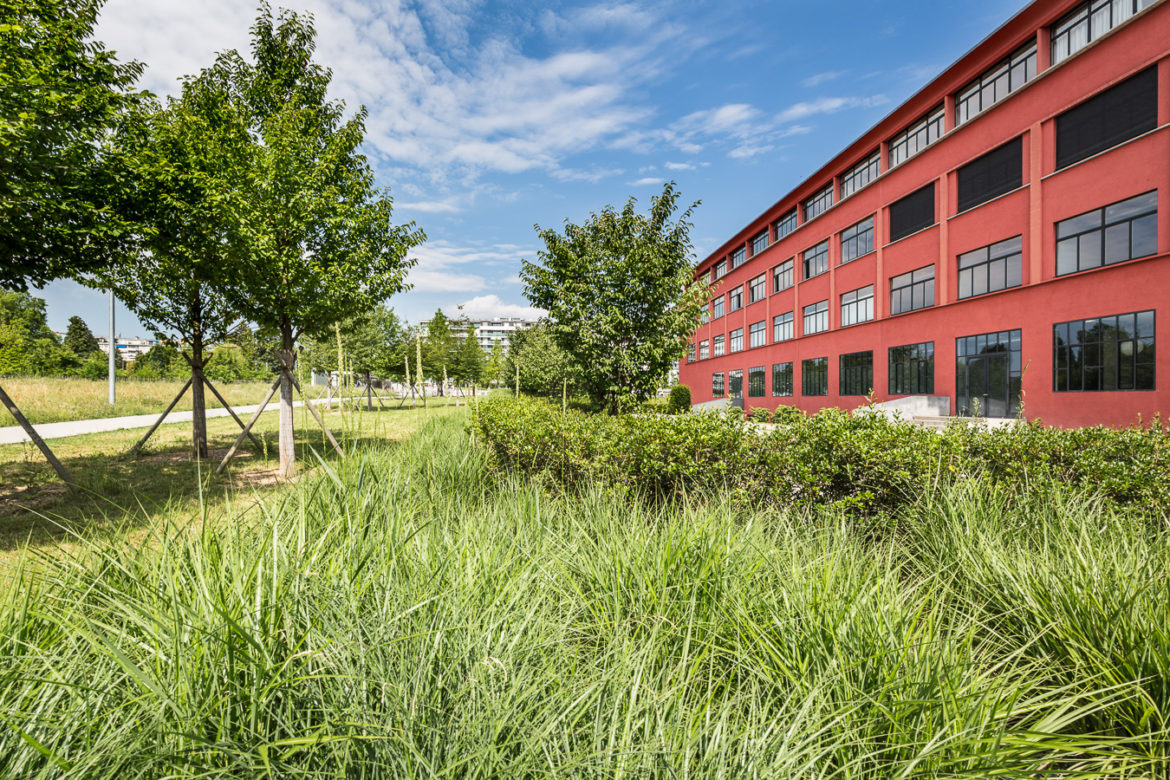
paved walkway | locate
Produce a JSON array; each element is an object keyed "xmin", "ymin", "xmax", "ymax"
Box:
[{"xmin": 0, "ymin": 397, "xmax": 356, "ymax": 445}]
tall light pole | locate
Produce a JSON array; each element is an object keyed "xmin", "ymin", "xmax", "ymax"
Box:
[{"xmin": 108, "ymin": 289, "xmax": 116, "ymax": 406}]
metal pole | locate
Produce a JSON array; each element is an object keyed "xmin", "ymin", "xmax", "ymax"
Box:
[{"xmin": 108, "ymin": 289, "xmax": 116, "ymax": 405}]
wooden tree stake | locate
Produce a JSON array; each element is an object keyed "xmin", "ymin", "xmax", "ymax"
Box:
[
  {"xmin": 128, "ymin": 377, "xmax": 193, "ymax": 456},
  {"xmin": 214, "ymin": 377, "xmax": 280, "ymax": 475},
  {"xmin": 0, "ymin": 382, "xmax": 77, "ymax": 488}
]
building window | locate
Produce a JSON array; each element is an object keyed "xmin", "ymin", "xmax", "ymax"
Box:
[
  {"xmin": 713, "ymin": 260, "xmax": 727, "ymax": 280},
  {"xmin": 730, "ymin": 328, "xmax": 744, "ymax": 353},
  {"xmin": 749, "ymin": 274, "xmax": 766, "ymax": 303},
  {"xmin": 804, "ymin": 185, "xmax": 834, "ymax": 221},
  {"xmin": 699, "ymin": 340, "xmax": 709, "ymax": 360},
  {"xmin": 955, "ymin": 43, "xmax": 1037, "ymax": 125},
  {"xmin": 1052, "ymin": 0, "xmax": 1157, "ymax": 65},
  {"xmin": 1056, "ymin": 67, "xmax": 1157, "ymax": 170},
  {"xmin": 775, "ymin": 210, "xmax": 798, "ymax": 240},
  {"xmin": 729, "ymin": 369, "xmax": 743, "ymax": 399},
  {"xmin": 712, "ymin": 372, "xmax": 725, "ymax": 398},
  {"xmin": 713, "ymin": 296, "xmax": 724, "ymax": 319},
  {"xmin": 700, "ymin": 307, "xmax": 709, "ymax": 324},
  {"xmin": 1056, "ymin": 192, "xmax": 1156, "ymax": 276},
  {"xmin": 728, "ymin": 286, "xmax": 743, "ymax": 312},
  {"xmin": 956, "ymin": 329, "xmax": 1022, "ymax": 418},
  {"xmin": 888, "ymin": 107, "xmax": 944, "ymax": 168},
  {"xmin": 803, "ymin": 300, "xmax": 829, "ymax": 335},
  {"xmin": 840, "ymin": 216, "xmax": 875, "ymax": 264},
  {"xmin": 841, "ymin": 152, "xmax": 880, "ymax": 199},
  {"xmin": 772, "ymin": 362, "xmax": 793, "ymax": 397},
  {"xmin": 889, "ymin": 342, "xmax": 935, "ymax": 395},
  {"xmin": 802, "ymin": 357, "xmax": 829, "ymax": 396},
  {"xmin": 959, "ymin": 236, "xmax": 1023, "ymax": 298},
  {"xmin": 749, "ymin": 320, "xmax": 767, "ymax": 348},
  {"xmin": 803, "ymin": 241, "xmax": 829, "ymax": 280},
  {"xmin": 890, "ymin": 265, "xmax": 935, "ymax": 315},
  {"xmin": 730, "ymin": 246, "xmax": 746, "ymax": 270},
  {"xmin": 840, "ymin": 285, "xmax": 874, "ymax": 327},
  {"xmin": 1055, "ymin": 310, "xmax": 1155, "ymax": 391},
  {"xmin": 889, "ymin": 183, "xmax": 936, "ymax": 242},
  {"xmin": 751, "ymin": 229, "xmax": 770, "ymax": 256},
  {"xmin": 687, "ymin": 343, "xmax": 696, "ymax": 363},
  {"xmin": 957, "ymin": 136, "xmax": 1022, "ymax": 213},
  {"xmin": 839, "ymin": 351, "xmax": 873, "ymax": 396},
  {"xmin": 773, "ymin": 311, "xmax": 794, "ymax": 342},
  {"xmin": 748, "ymin": 366, "xmax": 766, "ymax": 398},
  {"xmin": 773, "ymin": 259, "xmax": 794, "ymax": 292},
  {"xmin": 713, "ymin": 334, "xmax": 725, "ymax": 357}
]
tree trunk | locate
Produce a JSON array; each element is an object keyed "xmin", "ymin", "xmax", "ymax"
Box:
[
  {"xmin": 191, "ymin": 336, "xmax": 208, "ymax": 460},
  {"xmin": 365, "ymin": 371, "xmax": 373, "ymax": 411},
  {"xmin": 278, "ymin": 325, "xmax": 296, "ymax": 478}
]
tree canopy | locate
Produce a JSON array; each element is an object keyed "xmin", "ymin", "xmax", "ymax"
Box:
[
  {"xmin": 504, "ymin": 321, "xmax": 579, "ymax": 398},
  {"xmin": 522, "ymin": 182, "xmax": 708, "ymax": 412},
  {"xmin": 63, "ymin": 315, "xmax": 100, "ymax": 358}
]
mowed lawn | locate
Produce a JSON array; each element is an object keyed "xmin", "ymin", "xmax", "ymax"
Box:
[{"xmin": 0, "ymin": 398, "xmax": 465, "ymax": 561}]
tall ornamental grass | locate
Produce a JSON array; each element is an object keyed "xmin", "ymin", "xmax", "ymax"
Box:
[{"xmin": 0, "ymin": 413, "xmax": 1166, "ymax": 777}]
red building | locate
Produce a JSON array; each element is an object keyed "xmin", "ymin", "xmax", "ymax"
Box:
[{"xmin": 681, "ymin": 0, "xmax": 1168, "ymax": 427}]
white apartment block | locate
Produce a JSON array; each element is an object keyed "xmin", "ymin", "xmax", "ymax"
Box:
[{"xmin": 420, "ymin": 317, "xmax": 536, "ymax": 351}]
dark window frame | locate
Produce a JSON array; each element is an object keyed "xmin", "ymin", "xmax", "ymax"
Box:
[
  {"xmin": 803, "ymin": 241, "xmax": 829, "ymax": 280},
  {"xmin": 841, "ymin": 152, "xmax": 880, "ymax": 199},
  {"xmin": 729, "ymin": 369, "xmax": 744, "ymax": 399},
  {"xmin": 730, "ymin": 246, "xmax": 746, "ymax": 270},
  {"xmin": 772, "ymin": 362, "xmax": 794, "ymax": 397},
  {"xmin": 712, "ymin": 296, "xmax": 724, "ymax": 319},
  {"xmin": 730, "ymin": 328, "xmax": 744, "ymax": 353},
  {"xmin": 1055, "ymin": 191, "xmax": 1157, "ymax": 276},
  {"xmin": 839, "ymin": 350, "xmax": 874, "ymax": 396},
  {"xmin": 748, "ymin": 274, "xmax": 766, "ymax": 304},
  {"xmin": 958, "ymin": 236, "xmax": 1023, "ymax": 299},
  {"xmin": 773, "ymin": 311, "xmax": 794, "ymax": 342},
  {"xmin": 840, "ymin": 285, "xmax": 874, "ymax": 327},
  {"xmin": 803, "ymin": 300, "xmax": 829, "ymax": 336},
  {"xmin": 773, "ymin": 259, "xmax": 794, "ymax": 293},
  {"xmin": 802, "ymin": 357, "xmax": 829, "ymax": 397},
  {"xmin": 712, "ymin": 372, "xmax": 725, "ymax": 398},
  {"xmin": 751, "ymin": 229, "xmax": 770, "ymax": 256},
  {"xmin": 955, "ymin": 43, "xmax": 1037, "ymax": 125},
  {"xmin": 804, "ymin": 185, "xmax": 834, "ymax": 222},
  {"xmin": 713, "ymin": 334, "xmax": 725, "ymax": 357},
  {"xmin": 890, "ymin": 265, "xmax": 935, "ymax": 315},
  {"xmin": 728, "ymin": 286, "xmax": 743, "ymax": 312},
  {"xmin": 889, "ymin": 342, "xmax": 935, "ymax": 395},
  {"xmin": 775, "ymin": 210, "xmax": 799, "ymax": 241},
  {"xmin": 749, "ymin": 320, "xmax": 767, "ymax": 348},
  {"xmin": 1052, "ymin": 0, "xmax": 1156, "ymax": 65},
  {"xmin": 1054, "ymin": 309, "xmax": 1155, "ymax": 392},
  {"xmin": 889, "ymin": 107, "xmax": 945, "ymax": 168},
  {"xmin": 699, "ymin": 340, "xmax": 709, "ymax": 361},
  {"xmin": 840, "ymin": 216, "xmax": 875, "ymax": 264},
  {"xmin": 748, "ymin": 366, "xmax": 766, "ymax": 398}
]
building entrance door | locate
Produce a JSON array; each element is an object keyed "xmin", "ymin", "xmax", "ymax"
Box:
[{"xmin": 955, "ymin": 329, "xmax": 1021, "ymax": 418}]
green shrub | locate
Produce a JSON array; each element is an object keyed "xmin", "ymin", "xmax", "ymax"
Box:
[{"xmin": 665, "ymin": 384, "xmax": 691, "ymax": 414}]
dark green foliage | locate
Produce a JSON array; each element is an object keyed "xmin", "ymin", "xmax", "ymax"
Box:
[
  {"xmin": 130, "ymin": 344, "xmax": 185, "ymax": 380},
  {"xmin": 665, "ymin": 384, "xmax": 691, "ymax": 414},
  {"xmin": 62, "ymin": 315, "xmax": 100, "ymax": 358},
  {"xmin": 504, "ymin": 321, "xmax": 579, "ymax": 397},
  {"xmin": 0, "ymin": 290, "xmax": 71, "ymax": 375},
  {"xmin": 472, "ymin": 397, "xmax": 1170, "ymax": 519}
]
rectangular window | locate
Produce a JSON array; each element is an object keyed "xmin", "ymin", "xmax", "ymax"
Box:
[
  {"xmin": 1052, "ymin": 0, "xmax": 1157, "ymax": 65},
  {"xmin": 802, "ymin": 357, "xmax": 829, "ymax": 396},
  {"xmin": 751, "ymin": 229, "xmax": 770, "ymax": 256},
  {"xmin": 749, "ymin": 320, "xmax": 767, "ymax": 348},
  {"xmin": 773, "ymin": 259, "xmax": 794, "ymax": 292},
  {"xmin": 730, "ymin": 246, "xmax": 746, "ymax": 270},
  {"xmin": 772, "ymin": 362, "xmax": 793, "ymax": 397},
  {"xmin": 841, "ymin": 152, "xmax": 880, "ymax": 199},
  {"xmin": 749, "ymin": 274, "xmax": 766, "ymax": 303},
  {"xmin": 839, "ymin": 351, "xmax": 874, "ymax": 396},
  {"xmin": 1056, "ymin": 192, "xmax": 1157, "ymax": 276},
  {"xmin": 888, "ymin": 264, "xmax": 934, "ymax": 315},
  {"xmin": 1056, "ymin": 67, "xmax": 1157, "ymax": 169},
  {"xmin": 730, "ymin": 328, "xmax": 744, "ymax": 353},
  {"xmin": 803, "ymin": 300, "xmax": 829, "ymax": 335},
  {"xmin": 728, "ymin": 286, "xmax": 743, "ymax": 312},
  {"xmin": 700, "ymin": 307, "xmax": 709, "ymax": 324},
  {"xmin": 748, "ymin": 366, "xmax": 766, "ymax": 397},
  {"xmin": 957, "ymin": 136, "xmax": 1022, "ymax": 213},
  {"xmin": 803, "ymin": 241, "xmax": 829, "ymax": 279},
  {"xmin": 889, "ymin": 342, "xmax": 935, "ymax": 395},
  {"xmin": 958, "ymin": 236, "xmax": 1023, "ymax": 298},
  {"xmin": 840, "ymin": 285, "xmax": 874, "ymax": 327},
  {"xmin": 712, "ymin": 372, "xmax": 725, "ymax": 398},
  {"xmin": 729, "ymin": 369, "xmax": 743, "ymax": 399},
  {"xmin": 888, "ymin": 107, "xmax": 944, "ymax": 168},
  {"xmin": 713, "ymin": 334, "xmax": 725, "ymax": 357},
  {"xmin": 773, "ymin": 311, "xmax": 794, "ymax": 342},
  {"xmin": 1054, "ymin": 309, "xmax": 1155, "ymax": 391},
  {"xmin": 804, "ymin": 185, "xmax": 834, "ymax": 221},
  {"xmin": 956, "ymin": 329, "xmax": 1022, "ymax": 418},
  {"xmin": 775, "ymin": 210, "xmax": 798, "ymax": 240},
  {"xmin": 840, "ymin": 216, "xmax": 875, "ymax": 264},
  {"xmin": 713, "ymin": 260, "xmax": 727, "ymax": 279},
  {"xmin": 687, "ymin": 343, "xmax": 696, "ymax": 363},
  {"xmin": 713, "ymin": 296, "xmax": 724, "ymax": 319},
  {"xmin": 699, "ymin": 340, "xmax": 709, "ymax": 360},
  {"xmin": 955, "ymin": 43, "xmax": 1037, "ymax": 125},
  {"xmin": 889, "ymin": 183, "xmax": 936, "ymax": 242}
]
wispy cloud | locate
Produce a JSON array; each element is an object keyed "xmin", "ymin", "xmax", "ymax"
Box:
[
  {"xmin": 776, "ymin": 95, "xmax": 888, "ymax": 123},
  {"xmin": 445, "ymin": 294, "xmax": 544, "ymax": 321},
  {"xmin": 406, "ymin": 240, "xmax": 533, "ymax": 294},
  {"xmin": 801, "ymin": 70, "xmax": 846, "ymax": 88},
  {"xmin": 629, "ymin": 176, "xmax": 664, "ymax": 186}
]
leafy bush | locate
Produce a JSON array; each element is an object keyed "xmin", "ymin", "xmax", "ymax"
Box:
[{"xmin": 665, "ymin": 384, "xmax": 691, "ymax": 414}]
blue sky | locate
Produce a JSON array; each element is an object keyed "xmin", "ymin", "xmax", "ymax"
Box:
[{"xmin": 40, "ymin": 0, "xmax": 1025, "ymax": 335}]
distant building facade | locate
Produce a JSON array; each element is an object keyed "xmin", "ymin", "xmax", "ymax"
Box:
[
  {"xmin": 96, "ymin": 336, "xmax": 159, "ymax": 363},
  {"xmin": 420, "ymin": 317, "xmax": 537, "ymax": 351}
]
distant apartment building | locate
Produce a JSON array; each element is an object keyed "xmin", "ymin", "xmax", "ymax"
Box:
[
  {"xmin": 420, "ymin": 317, "xmax": 537, "ymax": 351},
  {"xmin": 97, "ymin": 336, "xmax": 160, "ymax": 362}
]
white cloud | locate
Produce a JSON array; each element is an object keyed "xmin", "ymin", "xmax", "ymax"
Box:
[
  {"xmin": 801, "ymin": 70, "xmax": 846, "ymax": 88},
  {"xmin": 446, "ymin": 294, "xmax": 544, "ymax": 321},
  {"xmin": 776, "ymin": 95, "xmax": 888, "ymax": 123},
  {"xmin": 406, "ymin": 239, "xmax": 533, "ymax": 293},
  {"xmin": 629, "ymin": 176, "xmax": 664, "ymax": 186},
  {"xmin": 398, "ymin": 199, "xmax": 463, "ymax": 214},
  {"xmin": 664, "ymin": 161, "xmax": 696, "ymax": 170},
  {"xmin": 551, "ymin": 166, "xmax": 626, "ymax": 183}
]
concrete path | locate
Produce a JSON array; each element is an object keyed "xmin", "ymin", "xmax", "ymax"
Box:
[{"xmin": 0, "ymin": 397, "xmax": 360, "ymax": 445}]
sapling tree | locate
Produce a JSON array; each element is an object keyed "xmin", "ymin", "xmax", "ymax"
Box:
[{"xmin": 522, "ymin": 182, "xmax": 708, "ymax": 412}]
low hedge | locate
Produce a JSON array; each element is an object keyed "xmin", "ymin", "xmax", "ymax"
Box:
[{"xmin": 470, "ymin": 397, "xmax": 1170, "ymax": 520}]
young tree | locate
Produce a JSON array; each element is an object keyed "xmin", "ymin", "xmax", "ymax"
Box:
[
  {"xmin": 451, "ymin": 326, "xmax": 485, "ymax": 388},
  {"xmin": 421, "ymin": 310, "xmax": 458, "ymax": 392},
  {"xmin": 217, "ymin": 7, "xmax": 423, "ymax": 476},
  {"xmin": 522, "ymin": 182, "xmax": 708, "ymax": 413},
  {"xmin": 0, "ymin": 291, "xmax": 70, "ymax": 376},
  {"xmin": 63, "ymin": 316, "xmax": 101, "ymax": 359},
  {"xmin": 504, "ymin": 321, "xmax": 579, "ymax": 397},
  {"xmin": 485, "ymin": 341, "xmax": 507, "ymax": 387}
]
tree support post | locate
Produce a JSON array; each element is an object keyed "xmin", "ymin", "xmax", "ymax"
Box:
[
  {"xmin": 127, "ymin": 377, "xmax": 193, "ymax": 456},
  {"xmin": 0, "ymin": 382, "xmax": 77, "ymax": 488},
  {"xmin": 285, "ymin": 364, "xmax": 345, "ymax": 459},
  {"xmin": 214, "ymin": 377, "xmax": 280, "ymax": 475}
]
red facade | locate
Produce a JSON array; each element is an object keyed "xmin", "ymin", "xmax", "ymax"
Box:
[{"xmin": 680, "ymin": 0, "xmax": 1170, "ymax": 427}]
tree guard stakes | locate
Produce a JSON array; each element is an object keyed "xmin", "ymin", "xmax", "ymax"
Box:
[{"xmin": 0, "ymin": 383, "xmax": 78, "ymax": 488}]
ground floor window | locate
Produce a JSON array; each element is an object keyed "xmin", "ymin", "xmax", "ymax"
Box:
[
  {"xmin": 802, "ymin": 357, "xmax": 828, "ymax": 396},
  {"xmin": 839, "ymin": 350, "xmax": 873, "ymax": 396},
  {"xmin": 956, "ymin": 329, "xmax": 1021, "ymax": 417},
  {"xmin": 1054, "ymin": 309, "xmax": 1155, "ymax": 391},
  {"xmin": 772, "ymin": 362, "xmax": 793, "ymax": 396},
  {"xmin": 748, "ymin": 366, "xmax": 766, "ymax": 397},
  {"xmin": 729, "ymin": 369, "xmax": 743, "ymax": 399},
  {"xmin": 712, "ymin": 372, "xmax": 725, "ymax": 397},
  {"xmin": 889, "ymin": 341, "xmax": 934, "ymax": 395}
]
